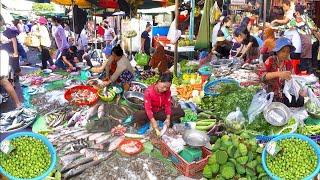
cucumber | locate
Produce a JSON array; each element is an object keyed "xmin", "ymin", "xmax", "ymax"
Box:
[
  {"xmin": 196, "ymin": 121, "xmax": 215, "ymax": 126},
  {"xmin": 198, "ymin": 112, "xmax": 211, "ymax": 119},
  {"xmin": 197, "ymin": 119, "xmax": 216, "ymax": 123},
  {"xmin": 195, "ymin": 123, "xmax": 215, "ymax": 131}
]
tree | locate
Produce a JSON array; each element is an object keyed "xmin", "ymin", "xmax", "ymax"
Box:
[{"xmin": 32, "ymin": 3, "xmax": 54, "ymax": 15}]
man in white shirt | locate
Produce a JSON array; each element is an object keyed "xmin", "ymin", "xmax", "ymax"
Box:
[{"xmin": 77, "ymin": 28, "xmax": 92, "ymax": 67}]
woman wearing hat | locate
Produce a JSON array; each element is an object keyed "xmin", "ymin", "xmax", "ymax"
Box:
[
  {"xmin": 211, "ymin": 30, "xmax": 232, "ymax": 59},
  {"xmin": 261, "ymin": 37, "xmax": 304, "ymax": 107},
  {"xmin": 32, "ymin": 16, "xmax": 55, "ymax": 69}
]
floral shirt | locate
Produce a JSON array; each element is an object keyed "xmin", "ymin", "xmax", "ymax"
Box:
[{"xmin": 261, "ymin": 56, "xmax": 293, "ymax": 101}]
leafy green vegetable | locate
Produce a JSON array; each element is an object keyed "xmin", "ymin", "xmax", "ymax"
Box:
[
  {"xmin": 203, "ymin": 165, "xmax": 212, "ymax": 178},
  {"xmin": 221, "ymin": 165, "xmax": 235, "ymax": 179},
  {"xmin": 216, "ymin": 150, "xmax": 228, "ymax": 164},
  {"xmin": 210, "ymin": 163, "xmax": 220, "ymax": 174}
]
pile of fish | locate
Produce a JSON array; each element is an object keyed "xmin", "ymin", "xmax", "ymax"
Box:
[
  {"xmin": 47, "ymin": 127, "xmax": 135, "ymax": 179},
  {"xmin": 226, "ymin": 69, "xmax": 259, "ymax": 83},
  {"xmin": 45, "ymin": 108, "xmax": 76, "ymax": 128},
  {"xmin": 69, "ymin": 154, "xmax": 180, "ymax": 180},
  {"xmin": 0, "ymin": 108, "xmax": 37, "ymax": 133}
]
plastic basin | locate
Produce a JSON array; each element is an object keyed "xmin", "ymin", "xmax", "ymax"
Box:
[
  {"xmin": 203, "ymin": 78, "xmax": 239, "ymax": 96},
  {"xmin": 262, "ymin": 133, "xmax": 320, "ymax": 180},
  {"xmin": 0, "ymin": 132, "xmax": 57, "ymax": 180}
]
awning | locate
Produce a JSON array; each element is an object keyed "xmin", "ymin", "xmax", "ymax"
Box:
[
  {"xmin": 138, "ymin": 5, "xmax": 175, "ymax": 14},
  {"xmin": 51, "ymin": 0, "xmax": 92, "ymax": 8}
]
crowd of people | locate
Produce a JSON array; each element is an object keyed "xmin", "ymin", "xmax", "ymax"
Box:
[{"xmin": 214, "ymin": 0, "xmax": 320, "ymax": 74}]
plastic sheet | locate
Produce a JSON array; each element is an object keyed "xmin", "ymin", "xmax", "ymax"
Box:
[{"xmin": 248, "ymin": 89, "xmax": 274, "ymax": 124}]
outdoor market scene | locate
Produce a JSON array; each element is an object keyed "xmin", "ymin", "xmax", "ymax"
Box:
[{"xmin": 1, "ymin": 0, "xmax": 320, "ymax": 179}]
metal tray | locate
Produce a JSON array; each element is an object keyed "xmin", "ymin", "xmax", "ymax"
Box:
[
  {"xmin": 263, "ymin": 102, "xmax": 291, "ymax": 126},
  {"xmin": 182, "ymin": 129, "xmax": 210, "ymax": 147}
]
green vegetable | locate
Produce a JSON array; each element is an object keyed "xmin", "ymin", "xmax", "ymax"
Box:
[
  {"xmin": 221, "ymin": 165, "xmax": 235, "ymax": 179},
  {"xmin": 210, "ymin": 163, "xmax": 220, "ymax": 174},
  {"xmin": 266, "ymin": 138, "xmax": 318, "ymax": 179},
  {"xmin": 216, "ymin": 150, "xmax": 228, "ymax": 164},
  {"xmin": 198, "ymin": 112, "xmax": 212, "ymax": 119},
  {"xmin": 238, "ymin": 143, "xmax": 248, "ymax": 156},
  {"xmin": 208, "ymin": 154, "xmax": 217, "ymax": 165},
  {"xmin": 181, "ymin": 109, "xmax": 198, "ymax": 122},
  {"xmin": 236, "ymin": 156, "xmax": 249, "ymax": 165},
  {"xmin": 203, "ymin": 165, "xmax": 212, "ymax": 178},
  {"xmin": 236, "ymin": 163, "xmax": 246, "ymax": 175},
  {"xmin": 246, "ymin": 160, "xmax": 257, "ymax": 170},
  {"xmin": 0, "ymin": 137, "xmax": 51, "ymax": 179}
]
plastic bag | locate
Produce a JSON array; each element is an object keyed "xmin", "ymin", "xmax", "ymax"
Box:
[
  {"xmin": 167, "ymin": 18, "xmax": 181, "ymax": 44},
  {"xmin": 226, "ymin": 107, "xmax": 246, "ymax": 130},
  {"xmin": 307, "ymin": 87, "xmax": 320, "ymax": 107},
  {"xmin": 135, "ymin": 53, "xmax": 150, "ymax": 67},
  {"xmin": 248, "ymin": 89, "xmax": 274, "ymax": 124},
  {"xmin": 283, "ymin": 79, "xmax": 301, "ymax": 103}
]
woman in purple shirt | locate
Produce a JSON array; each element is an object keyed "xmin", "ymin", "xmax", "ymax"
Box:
[{"xmin": 52, "ymin": 16, "xmax": 69, "ymax": 61}]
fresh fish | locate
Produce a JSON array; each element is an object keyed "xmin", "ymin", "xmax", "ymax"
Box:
[
  {"xmin": 72, "ymin": 130, "xmax": 87, "ymax": 137},
  {"xmin": 0, "ymin": 121, "xmax": 11, "ymax": 126},
  {"xmin": 61, "ymin": 156, "xmax": 95, "ymax": 173},
  {"xmin": 63, "ymin": 158, "xmax": 107, "ymax": 179},
  {"xmin": 76, "ymin": 133, "xmax": 92, "ymax": 140},
  {"xmin": 60, "ymin": 153, "xmax": 83, "ymax": 165},
  {"xmin": 67, "ymin": 111, "xmax": 82, "ymax": 127},
  {"xmin": 108, "ymin": 136, "xmax": 125, "ymax": 152},
  {"xmin": 97, "ymin": 104, "xmax": 105, "ymax": 119},
  {"xmin": 23, "ymin": 108, "xmax": 37, "ymax": 116},
  {"xmin": 84, "ymin": 103, "xmax": 100, "ymax": 122},
  {"xmin": 95, "ymin": 134, "xmax": 111, "ymax": 144},
  {"xmin": 5, "ymin": 122, "xmax": 24, "ymax": 131},
  {"xmin": 88, "ymin": 133, "xmax": 105, "ymax": 141}
]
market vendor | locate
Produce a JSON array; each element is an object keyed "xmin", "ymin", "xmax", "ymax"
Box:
[
  {"xmin": 271, "ymin": 0, "xmax": 294, "ymax": 26},
  {"xmin": 55, "ymin": 46, "xmax": 78, "ymax": 71},
  {"xmin": 261, "ymin": 37, "xmax": 304, "ymax": 107},
  {"xmin": 211, "ymin": 30, "xmax": 232, "ymax": 59},
  {"xmin": 90, "ymin": 45, "xmax": 134, "ymax": 91},
  {"xmin": 260, "ymin": 28, "xmax": 276, "ymax": 62},
  {"xmin": 233, "ymin": 26, "xmax": 260, "ymax": 63},
  {"xmin": 133, "ymin": 73, "xmax": 185, "ymax": 135}
]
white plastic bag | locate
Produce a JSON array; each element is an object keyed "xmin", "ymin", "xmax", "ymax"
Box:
[
  {"xmin": 226, "ymin": 107, "xmax": 246, "ymax": 130},
  {"xmin": 283, "ymin": 79, "xmax": 301, "ymax": 103},
  {"xmin": 167, "ymin": 18, "xmax": 181, "ymax": 44},
  {"xmin": 248, "ymin": 89, "xmax": 274, "ymax": 124},
  {"xmin": 307, "ymin": 87, "xmax": 320, "ymax": 107}
]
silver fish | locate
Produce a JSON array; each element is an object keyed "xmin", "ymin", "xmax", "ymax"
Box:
[{"xmin": 61, "ymin": 156, "xmax": 95, "ymax": 173}]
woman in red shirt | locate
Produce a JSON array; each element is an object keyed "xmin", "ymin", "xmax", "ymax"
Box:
[
  {"xmin": 261, "ymin": 37, "xmax": 304, "ymax": 107},
  {"xmin": 133, "ymin": 73, "xmax": 185, "ymax": 134}
]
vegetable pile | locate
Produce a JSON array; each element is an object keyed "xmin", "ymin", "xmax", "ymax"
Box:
[
  {"xmin": 181, "ymin": 109, "xmax": 198, "ymax": 122},
  {"xmin": 203, "ymin": 133, "xmax": 268, "ymax": 179},
  {"xmin": 0, "ymin": 137, "xmax": 51, "ymax": 178},
  {"xmin": 141, "ymin": 74, "xmax": 159, "ymax": 85},
  {"xmin": 266, "ymin": 138, "xmax": 318, "ymax": 179}
]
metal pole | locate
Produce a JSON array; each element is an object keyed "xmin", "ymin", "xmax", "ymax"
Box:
[
  {"xmin": 174, "ymin": 0, "xmax": 179, "ymax": 76},
  {"xmin": 72, "ymin": 0, "xmax": 75, "ymax": 37},
  {"xmin": 263, "ymin": 0, "xmax": 267, "ymax": 28},
  {"xmin": 190, "ymin": 0, "xmax": 195, "ymax": 40},
  {"xmin": 94, "ymin": 7, "xmax": 97, "ymax": 50}
]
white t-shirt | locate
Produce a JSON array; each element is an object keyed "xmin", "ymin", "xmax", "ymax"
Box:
[
  {"xmin": 212, "ymin": 22, "xmax": 221, "ymax": 47},
  {"xmin": 284, "ymin": 9, "xmax": 295, "ymax": 21},
  {"xmin": 77, "ymin": 29, "xmax": 88, "ymax": 50},
  {"xmin": 284, "ymin": 29, "xmax": 302, "ymax": 53}
]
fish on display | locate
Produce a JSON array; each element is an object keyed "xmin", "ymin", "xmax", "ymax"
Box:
[{"xmin": 0, "ymin": 108, "xmax": 37, "ymax": 133}]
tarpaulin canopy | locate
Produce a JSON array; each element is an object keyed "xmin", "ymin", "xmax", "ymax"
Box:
[
  {"xmin": 87, "ymin": 0, "xmax": 119, "ymax": 9},
  {"xmin": 51, "ymin": 0, "xmax": 92, "ymax": 8}
]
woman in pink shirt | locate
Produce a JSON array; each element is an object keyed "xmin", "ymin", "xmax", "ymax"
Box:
[{"xmin": 133, "ymin": 73, "xmax": 185, "ymax": 134}]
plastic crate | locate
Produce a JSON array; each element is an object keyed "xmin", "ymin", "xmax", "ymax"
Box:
[{"xmin": 159, "ymin": 140, "xmax": 211, "ymax": 177}]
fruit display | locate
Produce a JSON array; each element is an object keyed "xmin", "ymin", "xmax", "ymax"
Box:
[
  {"xmin": 203, "ymin": 133, "xmax": 268, "ymax": 179},
  {"xmin": 266, "ymin": 138, "xmax": 318, "ymax": 179},
  {"xmin": 0, "ymin": 137, "xmax": 51, "ymax": 179},
  {"xmin": 178, "ymin": 39, "xmax": 196, "ymax": 47}
]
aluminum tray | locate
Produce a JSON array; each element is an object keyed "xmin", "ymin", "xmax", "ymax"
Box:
[
  {"xmin": 263, "ymin": 102, "xmax": 291, "ymax": 126},
  {"xmin": 183, "ymin": 129, "xmax": 210, "ymax": 147}
]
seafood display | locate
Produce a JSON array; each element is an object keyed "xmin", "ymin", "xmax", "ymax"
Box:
[
  {"xmin": 64, "ymin": 86, "xmax": 98, "ymax": 106},
  {"xmin": 0, "ymin": 108, "xmax": 37, "ymax": 133},
  {"xmin": 45, "ymin": 108, "xmax": 75, "ymax": 128},
  {"xmin": 111, "ymin": 125, "xmax": 127, "ymax": 136},
  {"xmin": 226, "ymin": 69, "xmax": 259, "ymax": 83},
  {"xmin": 118, "ymin": 139, "xmax": 143, "ymax": 155},
  {"xmin": 71, "ymin": 89, "xmax": 97, "ymax": 104},
  {"xmin": 65, "ymin": 79, "xmax": 83, "ymax": 89},
  {"xmin": 127, "ymin": 97, "xmax": 144, "ymax": 106}
]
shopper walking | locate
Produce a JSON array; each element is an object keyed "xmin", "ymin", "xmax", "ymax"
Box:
[{"xmin": 52, "ymin": 16, "xmax": 69, "ymax": 61}]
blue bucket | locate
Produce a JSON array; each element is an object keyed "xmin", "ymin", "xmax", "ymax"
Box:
[
  {"xmin": 0, "ymin": 132, "xmax": 57, "ymax": 180},
  {"xmin": 203, "ymin": 78, "xmax": 239, "ymax": 96},
  {"xmin": 262, "ymin": 133, "xmax": 320, "ymax": 180}
]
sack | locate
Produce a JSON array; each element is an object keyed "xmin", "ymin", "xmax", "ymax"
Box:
[
  {"xmin": 248, "ymin": 89, "xmax": 274, "ymax": 123},
  {"xmin": 283, "ymin": 79, "xmax": 301, "ymax": 103},
  {"xmin": 135, "ymin": 53, "xmax": 150, "ymax": 66},
  {"xmin": 25, "ymin": 35, "xmax": 40, "ymax": 47}
]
